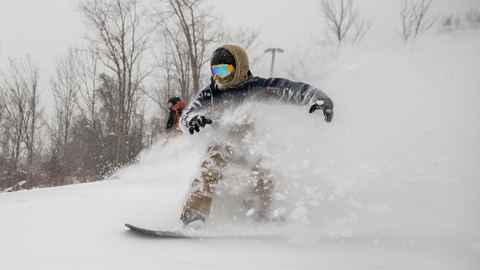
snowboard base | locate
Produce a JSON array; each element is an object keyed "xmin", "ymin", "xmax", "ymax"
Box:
[
  {"xmin": 125, "ymin": 223, "xmax": 190, "ymax": 238},
  {"xmin": 125, "ymin": 223, "xmax": 285, "ymax": 239}
]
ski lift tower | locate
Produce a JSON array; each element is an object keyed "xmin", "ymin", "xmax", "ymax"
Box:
[{"xmin": 264, "ymin": 48, "xmax": 284, "ymax": 77}]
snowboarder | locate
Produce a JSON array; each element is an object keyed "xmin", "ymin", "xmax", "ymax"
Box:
[
  {"xmin": 180, "ymin": 44, "xmax": 334, "ymax": 230},
  {"xmin": 165, "ymin": 96, "xmax": 187, "ymax": 135}
]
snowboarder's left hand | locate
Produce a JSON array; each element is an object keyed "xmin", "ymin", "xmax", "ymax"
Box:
[{"xmin": 309, "ymin": 100, "xmax": 334, "ymax": 123}]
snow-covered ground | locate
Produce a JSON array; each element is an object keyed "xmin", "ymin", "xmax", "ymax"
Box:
[{"xmin": 1, "ymin": 31, "xmax": 480, "ymax": 269}]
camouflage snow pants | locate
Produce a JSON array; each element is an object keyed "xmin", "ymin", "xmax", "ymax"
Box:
[{"xmin": 182, "ymin": 144, "xmax": 274, "ymax": 217}]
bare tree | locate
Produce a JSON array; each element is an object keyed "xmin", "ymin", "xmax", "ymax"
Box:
[
  {"xmin": 222, "ymin": 27, "xmax": 262, "ymax": 65},
  {"xmin": 440, "ymin": 15, "xmax": 462, "ymax": 32},
  {"xmin": 2, "ymin": 65, "xmax": 27, "ymax": 170},
  {"xmin": 22, "ymin": 58, "xmax": 43, "ymax": 173},
  {"xmin": 71, "ymin": 46, "xmax": 101, "ymax": 130},
  {"xmin": 76, "ymin": 0, "xmax": 154, "ymax": 165},
  {"xmin": 151, "ymin": 0, "xmax": 261, "ymax": 109},
  {"xmin": 1, "ymin": 56, "xmax": 43, "ymax": 173},
  {"xmin": 96, "ymin": 73, "xmax": 145, "ymax": 164},
  {"xmin": 49, "ymin": 48, "xmax": 79, "ymax": 163},
  {"xmin": 0, "ymin": 85, "xmax": 5, "ymax": 124},
  {"xmin": 46, "ymin": 46, "xmax": 105, "ymax": 181},
  {"xmin": 0, "ymin": 85, "xmax": 7, "ymax": 156},
  {"xmin": 320, "ymin": 0, "xmax": 372, "ymax": 47},
  {"xmin": 153, "ymin": 0, "xmax": 219, "ymax": 104},
  {"xmin": 155, "ymin": 25, "xmax": 193, "ymax": 105},
  {"xmin": 400, "ymin": 0, "xmax": 439, "ymax": 42}
]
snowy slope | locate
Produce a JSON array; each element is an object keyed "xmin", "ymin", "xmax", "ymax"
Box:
[{"xmin": 1, "ymin": 32, "xmax": 480, "ymax": 269}]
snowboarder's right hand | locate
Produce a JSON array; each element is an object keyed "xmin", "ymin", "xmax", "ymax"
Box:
[{"xmin": 188, "ymin": 115, "xmax": 213, "ymax": 135}]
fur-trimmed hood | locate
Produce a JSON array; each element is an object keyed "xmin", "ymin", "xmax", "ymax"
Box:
[{"xmin": 211, "ymin": 44, "xmax": 249, "ymax": 90}]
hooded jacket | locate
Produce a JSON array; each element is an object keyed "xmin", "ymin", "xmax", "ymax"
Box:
[
  {"xmin": 166, "ymin": 100, "xmax": 187, "ymax": 133},
  {"xmin": 181, "ymin": 45, "xmax": 334, "ymax": 129},
  {"xmin": 211, "ymin": 44, "xmax": 250, "ymax": 90},
  {"xmin": 181, "ymin": 73, "xmax": 334, "ymax": 128}
]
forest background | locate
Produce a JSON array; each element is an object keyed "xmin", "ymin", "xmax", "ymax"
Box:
[{"xmin": 0, "ymin": 0, "xmax": 479, "ymax": 191}]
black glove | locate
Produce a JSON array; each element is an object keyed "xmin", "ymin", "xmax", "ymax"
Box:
[
  {"xmin": 309, "ymin": 101, "xmax": 334, "ymax": 123},
  {"xmin": 188, "ymin": 115, "xmax": 213, "ymax": 135}
]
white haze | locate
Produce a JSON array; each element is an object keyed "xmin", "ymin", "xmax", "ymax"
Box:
[{"xmin": 1, "ymin": 31, "xmax": 480, "ymax": 269}]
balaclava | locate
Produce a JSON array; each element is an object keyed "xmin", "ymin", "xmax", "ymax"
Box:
[{"xmin": 210, "ymin": 45, "xmax": 249, "ymax": 90}]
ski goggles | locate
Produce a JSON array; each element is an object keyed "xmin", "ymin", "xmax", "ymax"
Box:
[{"xmin": 211, "ymin": 64, "xmax": 234, "ymax": 79}]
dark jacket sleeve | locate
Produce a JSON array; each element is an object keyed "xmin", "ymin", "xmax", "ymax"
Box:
[
  {"xmin": 259, "ymin": 78, "xmax": 334, "ymax": 110},
  {"xmin": 181, "ymin": 75, "xmax": 334, "ymax": 128},
  {"xmin": 165, "ymin": 109, "xmax": 177, "ymax": 132},
  {"xmin": 181, "ymin": 87, "xmax": 213, "ymax": 128}
]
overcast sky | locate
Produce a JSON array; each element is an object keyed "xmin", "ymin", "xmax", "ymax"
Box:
[{"xmin": 1, "ymin": 0, "xmax": 479, "ymax": 88}]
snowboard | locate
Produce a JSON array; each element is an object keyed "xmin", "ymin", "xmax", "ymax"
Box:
[
  {"xmin": 125, "ymin": 223, "xmax": 285, "ymax": 239},
  {"xmin": 125, "ymin": 223, "xmax": 191, "ymax": 238}
]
